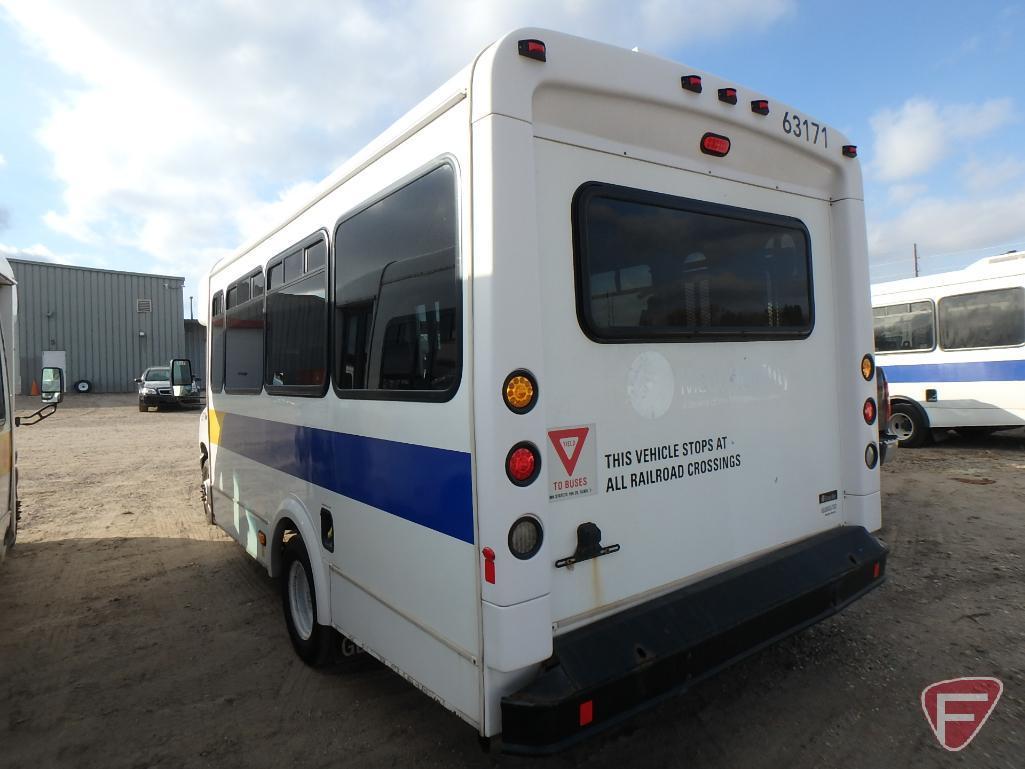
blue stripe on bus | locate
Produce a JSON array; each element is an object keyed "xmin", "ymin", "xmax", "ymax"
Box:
[
  {"xmin": 216, "ymin": 411, "xmax": 475, "ymax": 544},
  {"xmin": 881, "ymin": 359, "xmax": 1025, "ymax": 384}
]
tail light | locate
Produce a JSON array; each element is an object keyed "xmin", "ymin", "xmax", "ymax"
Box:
[
  {"xmin": 863, "ymin": 398, "xmax": 877, "ymax": 425},
  {"xmin": 506, "ymin": 442, "xmax": 541, "ymax": 486}
]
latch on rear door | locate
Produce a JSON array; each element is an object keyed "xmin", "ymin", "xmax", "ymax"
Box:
[{"xmin": 555, "ymin": 522, "xmax": 620, "ymax": 568}]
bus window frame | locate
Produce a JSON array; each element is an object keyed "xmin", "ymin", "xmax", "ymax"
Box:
[
  {"xmin": 329, "ymin": 156, "xmax": 463, "ymax": 404},
  {"xmin": 263, "ymin": 229, "xmax": 331, "ymax": 399},
  {"xmin": 571, "ymin": 181, "xmax": 816, "ymax": 344},
  {"xmin": 223, "ymin": 267, "xmax": 266, "ymax": 396},
  {"xmin": 871, "ymin": 299, "xmax": 937, "ymax": 355}
]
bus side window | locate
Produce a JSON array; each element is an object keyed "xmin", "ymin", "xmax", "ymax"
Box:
[{"xmin": 333, "ymin": 163, "xmax": 460, "ymax": 399}]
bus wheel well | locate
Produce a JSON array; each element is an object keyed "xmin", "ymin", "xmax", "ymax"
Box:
[
  {"xmin": 270, "ymin": 517, "xmax": 300, "ymax": 577},
  {"xmin": 199, "ymin": 444, "xmax": 208, "ymax": 465}
]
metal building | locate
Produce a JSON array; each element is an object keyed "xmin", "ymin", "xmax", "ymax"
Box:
[{"xmin": 10, "ymin": 259, "xmax": 190, "ymax": 394}]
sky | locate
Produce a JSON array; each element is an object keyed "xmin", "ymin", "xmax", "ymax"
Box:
[{"xmin": 1, "ymin": 0, "xmax": 1024, "ymax": 321}]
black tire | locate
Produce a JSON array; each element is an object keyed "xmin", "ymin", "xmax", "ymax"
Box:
[
  {"xmin": 889, "ymin": 402, "xmax": 931, "ymax": 448},
  {"xmin": 201, "ymin": 461, "xmax": 214, "ymax": 525},
  {"xmin": 138, "ymin": 402, "xmax": 148, "ymax": 412},
  {"xmin": 281, "ymin": 535, "xmax": 335, "ymax": 667}
]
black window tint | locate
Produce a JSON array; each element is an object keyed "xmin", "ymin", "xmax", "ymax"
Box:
[
  {"xmin": 252, "ymin": 272, "xmax": 264, "ymax": 297},
  {"xmin": 210, "ymin": 291, "xmax": 225, "ymax": 392},
  {"xmin": 939, "ymin": 288, "xmax": 1025, "ymax": 349},
  {"xmin": 268, "ymin": 262, "xmax": 283, "ymax": 291},
  {"xmin": 873, "ymin": 301, "xmax": 934, "ymax": 351},
  {"xmin": 265, "ymin": 269, "xmax": 328, "ymax": 391},
  {"xmin": 226, "ymin": 285, "xmax": 238, "ymax": 309},
  {"xmin": 236, "ymin": 279, "xmax": 251, "ymax": 304},
  {"xmin": 574, "ymin": 184, "xmax": 812, "ymax": 340},
  {"xmin": 306, "ymin": 240, "xmax": 327, "ymax": 271},
  {"xmin": 333, "ymin": 164, "xmax": 460, "ymax": 397},
  {"xmin": 284, "ymin": 251, "xmax": 302, "ymax": 283},
  {"xmin": 224, "ymin": 292, "xmax": 264, "ymax": 393}
]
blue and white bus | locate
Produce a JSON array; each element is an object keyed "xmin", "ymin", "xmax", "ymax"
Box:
[
  {"xmin": 872, "ymin": 251, "xmax": 1025, "ymax": 447},
  {"xmin": 197, "ymin": 28, "xmax": 887, "ymax": 752}
]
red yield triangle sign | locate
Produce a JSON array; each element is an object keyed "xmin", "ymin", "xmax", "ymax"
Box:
[
  {"xmin": 921, "ymin": 677, "xmax": 1002, "ymax": 751},
  {"xmin": 548, "ymin": 427, "xmax": 590, "ymax": 476}
]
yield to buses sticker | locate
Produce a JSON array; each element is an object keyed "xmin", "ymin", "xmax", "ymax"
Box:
[{"xmin": 547, "ymin": 424, "xmax": 596, "ymax": 502}]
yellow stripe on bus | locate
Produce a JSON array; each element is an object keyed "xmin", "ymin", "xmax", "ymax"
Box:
[
  {"xmin": 208, "ymin": 407, "xmax": 222, "ymax": 446},
  {"xmin": 0, "ymin": 430, "xmax": 10, "ymax": 474}
]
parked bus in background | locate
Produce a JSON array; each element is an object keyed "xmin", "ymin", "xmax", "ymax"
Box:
[
  {"xmin": 197, "ymin": 29, "xmax": 887, "ymax": 753},
  {"xmin": 872, "ymin": 251, "xmax": 1025, "ymax": 447}
]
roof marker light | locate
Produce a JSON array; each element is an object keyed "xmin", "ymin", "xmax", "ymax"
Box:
[
  {"xmin": 843, "ymin": 145, "xmax": 858, "ymax": 158},
  {"xmin": 518, "ymin": 39, "xmax": 546, "ymax": 62},
  {"xmin": 751, "ymin": 99, "xmax": 770, "ymax": 116},
  {"xmin": 718, "ymin": 87, "xmax": 738, "ymax": 104},
  {"xmin": 680, "ymin": 75, "xmax": 703, "ymax": 93},
  {"xmin": 700, "ymin": 132, "xmax": 731, "ymax": 157}
]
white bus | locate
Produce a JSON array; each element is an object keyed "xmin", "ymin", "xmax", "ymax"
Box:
[
  {"xmin": 0, "ymin": 256, "xmax": 64, "ymax": 564},
  {"xmin": 872, "ymin": 251, "xmax": 1025, "ymax": 447},
  {"xmin": 197, "ymin": 28, "xmax": 887, "ymax": 753}
]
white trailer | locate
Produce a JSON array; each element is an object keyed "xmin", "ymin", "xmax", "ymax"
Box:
[
  {"xmin": 872, "ymin": 251, "xmax": 1025, "ymax": 446},
  {"xmin": 197, "ymin": 28, "xmax": 886, "ymax": 752}
]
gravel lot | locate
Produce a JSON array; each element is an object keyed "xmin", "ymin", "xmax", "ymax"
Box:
[{"xmin": 1, "ymin": 395, "xmax": 1023, "ymax": 768}]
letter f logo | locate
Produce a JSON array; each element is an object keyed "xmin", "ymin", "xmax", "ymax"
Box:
[{"xmin": 921, "ymin": 677, "xmax": 1002, "ymax": 751}]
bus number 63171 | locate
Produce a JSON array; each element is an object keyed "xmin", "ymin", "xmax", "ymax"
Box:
[{"xmin": 783, "ymin": 111, "xmax": 827, "ymax": 147}]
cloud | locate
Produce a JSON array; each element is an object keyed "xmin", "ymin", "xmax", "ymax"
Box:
[
  {"xmin": 868, "ymin": 97, "xmax": 1014, "ymax": 183},
  {"xmin": 868, "ymin": 187, "xmax": 1025, "ymax": 279},
  {"xmin": 0, "ymin": 241, "xmax": 65, "ymax": 263},
  {"xmin": 1, "ymin": 0, "xmax": 793, "ymax": 314},
  {"xmin": 959, "ymin": 156, "xmax": 1025, "ymax": 193},
  {"xmin": 0, "ymin": 153, "xmax": 6, "ymax": 168}
]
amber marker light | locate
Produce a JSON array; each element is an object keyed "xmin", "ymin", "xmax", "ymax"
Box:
[
  {"xmin": 861, "ymin": 354, "xmax": 875, "ymax": 381},
  {"xmin": 503, "ymin": 370, "xmax": 538, "ymax": 414}
]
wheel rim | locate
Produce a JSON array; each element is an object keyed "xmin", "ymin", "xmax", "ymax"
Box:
[
  {"xmin": 890, "ymin": 413, "xmax": 915, "ymax": 441},
  {"xmin": 287, "ymin": 560, "xmax": 315, "ymax": 641},
  {"xmin": 76, "ymin": 382, "xmax": 88, "ymax": 392}
]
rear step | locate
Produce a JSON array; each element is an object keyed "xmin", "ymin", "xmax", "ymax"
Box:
[{"xmin": 501, "ymin": 525, "xmax": 887, "ymax": 754}]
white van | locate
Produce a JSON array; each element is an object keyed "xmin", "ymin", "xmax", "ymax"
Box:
[{"xmin": 197, "ymin": 28, "xmax": 886, "ymax": 752}]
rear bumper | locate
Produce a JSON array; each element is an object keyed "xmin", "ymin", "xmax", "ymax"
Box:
[{"xmin": 500, "ymin": 525, "xmax": 887, "ymax": 754}]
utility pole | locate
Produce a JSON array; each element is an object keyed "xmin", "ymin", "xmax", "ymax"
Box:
[
  {"xmin": 189, "ymin": 296, "xmax": 194, "ymax": 320},
  {"xmin": 913, "ymin": 243, "xmax": 919, "ymax": 277}
]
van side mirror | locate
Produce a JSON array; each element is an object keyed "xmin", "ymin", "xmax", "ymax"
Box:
[
  {"xmin": 171, "ymin": 359, "xmax": 193, "ymax": 387},
  {"xmin": 41, "ymin": 367, "xmax": 64, "ymax": 404}
]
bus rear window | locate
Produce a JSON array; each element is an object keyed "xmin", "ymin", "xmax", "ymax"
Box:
[{"xmin": 573, "ymin": 183, "xmax": 813, "ymax": 341}]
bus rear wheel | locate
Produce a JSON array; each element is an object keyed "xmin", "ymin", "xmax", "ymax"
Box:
[
  {"xmin": 889, "ymin": 402, "xmax": 931, "ymax": 448},
  {"xmin": 281, "ymin": 535, "xmax": 334, "ymax": 667}
]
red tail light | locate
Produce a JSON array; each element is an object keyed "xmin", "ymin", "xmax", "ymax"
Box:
[
  {"xmin": 506, "ymin": 442, "xmax": 541, "ymax": 485},
  {"xmin": 863, "ymin": 398, "xmax": 877, "ymax": 425},
  {"xmin": 700, "ymin": 132, "xmax": 731, "ymax": 157}
]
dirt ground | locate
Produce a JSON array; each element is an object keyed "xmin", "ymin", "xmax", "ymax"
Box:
[{"xmin": 1, "ymin": 395, "xmax": 1023, "ymax": 768}]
